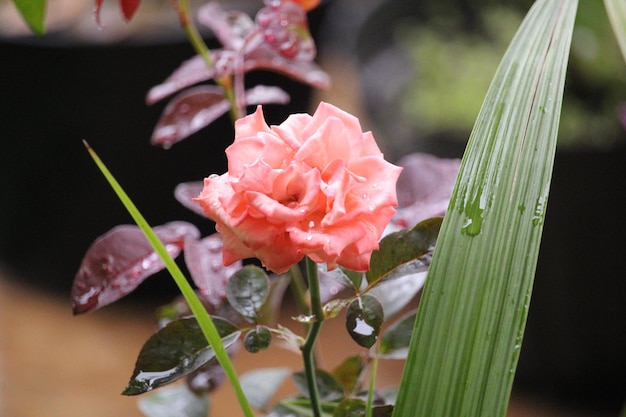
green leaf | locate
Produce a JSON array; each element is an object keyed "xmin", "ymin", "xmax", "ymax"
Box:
[
  {"xmin": 226, "ymin": 265, "xmax": 269, "ymax": 322},
  {"xmin": 137, "ymin": 383, "xmax": 209, "ymax": 417},
  {"xmin": 604, "ymin": 0, "xmax": 626, "ymax": 63},
  {"xmin": 393, "ymin": 1, "xmax": 578, "ymax": 417},
  {"xmin": 292, "ymin": 369, "xmax": 345, "ymax": 402},
  {"xmin": 123, "ymin": 317, "xmax": 239, "ymax": 395},
  {"xmin": 332, "ymin": 355, "xmax": 366, "ymax": 394},
  {"xmin": 365, "ymin": 217, "xmax": 442, "ymax": 288},
  {"xmin": 280, "ymin": 399, "xmax": 338, "ymax": 417},
  {"xmin": 240, "ymin": 367, "xmax": 291, "ymax": 410},
  {"xmin": 12, "ymin": 0, "xmax": 46, "ymax": 35},
  {"xmin": 243, "ymin": 325, "xmax": 272, "ymax": 353},
  {"xmin": 332, "ymin": 398, "xmax": 366, "ymax": 417},
  {"xmin": 345, "ymin": 294, "xmax": 384, "ymax": 349},
  {"xmin": 377, "ymin": 310, "xmax": 417, "ymax": 358}
]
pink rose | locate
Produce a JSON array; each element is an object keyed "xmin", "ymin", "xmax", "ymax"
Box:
[{"xmin": 194, "ymin": 102, "xmax": 402, "ymax": 273}]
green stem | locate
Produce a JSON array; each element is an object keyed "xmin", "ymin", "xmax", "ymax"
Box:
[
  {"xmin": 84, "ymin": 142, "xmax": 254, "ymax": 417},
  {"xmin": 366, "ymin": 355, "xmax": 379, "ymax": 417},
  {"xmin": 175, "ymin": 0, "xmax": 241, "ymax": 121},
  {"xmin": 289, "ymin": 263, "xmax": 310, "ymax": 316},
  {"xmin": 301, "ymin": 257, "xmax": 324, "ymax": 417}
]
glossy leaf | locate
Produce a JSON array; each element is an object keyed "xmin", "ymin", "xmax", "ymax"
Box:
[
  {"xmin": 332, "ymin": 355, "xmax": 366, "ymax": 395},
  {"xmin": 378, "ymin": 310, "xmax": 417, "ymax": 359},
  {"xmin": 366, "ymin": 271, "xmax": 426, "ymax": 321},
  {"xmin": 366, "ymin": 217, "xmax": 441, "ymax": 288},
  {"xmin": 174, "ymin": 181, "xmax": 207, "ymax": 217},
  {"xmin": 372, "ymin": 405, "xmax": 394, "ymax": 417},
  {"xmin": 136, "ymin": 383, "xmax": 208, "ymax": 417},
  {"xmin": 185, "ymin": 358, "xmax": 227, "ymax": 395},
  {"xmin": 392, "ymin": 152, "xmax": 460, "ymax": 229},
  {"xmin": 184, "ymin": 233, "xmax": 242, "ymax": 307},
  {"xmin": 243, "ymin": 325, "xmax": 272, "ymax": 353},
  {"xmin": 123, "ymin": 317, "xmax": 239, "ymax": 395},
  {"xmin": 345, "ymin": 294, "xmax": 384, "ymax": 349},
  {"xmin": 197, "ymin": 2, "xmax": 255, "ymax": 50},
  {"xmin": 393, "ymin": 1, "xmax": 578, "ymax": 416},
  {"xmin": 226, "ymin": 265, "xmax": 269, "ymax": 323},
  {"xmin": 318, "ymin": 266, "xmax": 357, "ymax": 303},
  {"xmin": 333, "ymin": 398, "xmax": 366, "ymax": 417},
  {"xmin": 258, "ymin": 274, "xmax": 291, "ymax": 326},
  {"xmin": 293, "ymin": 369, "xmax": 344, "ymax": 402},
  {"xmin": 71, "ymin": 221, "xmax": 199, "ymax": 314},
  {"xmin": 151, "ymin": 85, "xmax": 290, "ymax": 148},
  {"xmin": 240, "ymin": 367, "xmax": 291, "ymax": 410},
  {"xmin": 151, "ymin": 86, "xmax": 230, "ymax": 148},
  {"xmin": 12, "ymin": 0, "xmax": 46, "ymax": 35}
]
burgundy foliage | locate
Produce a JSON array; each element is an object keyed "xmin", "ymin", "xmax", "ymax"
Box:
[
  {"xmin": 147, "ymin": 1, "xmax": 330, "ymax": 147},
  {"xmin": 391, "ymin": 153, "xmax": 460, "ymax": 229},
  {"xmin": 94, "ymin": 0, "xmax": 141, "ymax": 25},
  {"xmin": 71, "ymin": 221, "xmax": 199, "ymax": 314},
  {"xmin": 184, "ymin": 234, "xmax": 242, "ymax": 307}
]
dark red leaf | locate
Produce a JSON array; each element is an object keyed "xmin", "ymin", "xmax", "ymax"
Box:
[
  {"xmin": 151, "ymin": 86, "xmax": 230, "ymax": 148},
  {"xmin": 71, "ymin": 221, "xmax": 200, "ymax": 314},
  {"xmin": 197, "ymin": 2, "xmax": 255, "ymax": 50},
  {"xmin": 119, "ymin": 0, "xmax": 140, "ymax": 21},
  {"xmin": 391, "ymin": 153, "xmax": 460, "ymax": 229},
  {"xmin": 184, "ymin": 234, "xmax": 242, "ymax": 307},
  {"xmin": 174, "ymin": 181, "xmax": 207, "ymax": 217},
  {"xmin": 244, "ymin": 43, "xmax": 331, "ymax": 89},
  {"xmin": 146, "ymin": 52, "xmax": 235, "ymax": 105}
]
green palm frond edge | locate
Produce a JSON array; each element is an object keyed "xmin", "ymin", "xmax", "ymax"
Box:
[{"xmin": 392, "ymin": 1, "xmax": 578, "ymax": 417}]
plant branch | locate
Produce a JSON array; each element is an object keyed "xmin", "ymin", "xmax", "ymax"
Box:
[
  {"xmin": 172, "ymin": 0, "xmax": 241, "ymax": 121},
  {"xmin": 300, "ymin": 257, "xmax": 324, "ymax": 417}
]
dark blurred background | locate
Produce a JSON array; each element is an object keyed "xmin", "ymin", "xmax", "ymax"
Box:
[{"xmin": 1, "ymin": 0, "xmax": 624, "ymax": 415}]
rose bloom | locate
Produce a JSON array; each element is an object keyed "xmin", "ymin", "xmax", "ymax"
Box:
[{"xmin": 195, "ymin": 102, "xmax": 402, "ymax": 274}]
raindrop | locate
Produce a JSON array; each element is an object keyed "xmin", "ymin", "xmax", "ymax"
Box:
[
  {"xmin": 353, "ymin": 318, "xmax": 374, "ymax": 336},
  {"xmin": 308, "ymin": 220, "xmax": 315, "ymax": 229},
  {"xmin": 208, "ymin": 174, "xmax": 219, "ymax": 180}
]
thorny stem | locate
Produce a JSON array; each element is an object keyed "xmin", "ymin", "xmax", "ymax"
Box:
[
  {"xmin": 171, "ymin": 0, "xmax": 241, "ymax": 121},
  {"xmin": 301, "ymin": 256, "xmax": 324, "ymax": 417}
]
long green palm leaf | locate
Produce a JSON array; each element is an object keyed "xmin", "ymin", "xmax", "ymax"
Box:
[{"xmin": 392, "ymin": 1, "xmax": 578, "ymax": 416}]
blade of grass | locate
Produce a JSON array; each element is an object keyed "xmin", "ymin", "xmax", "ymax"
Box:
[
  {"xmin": 83, "ymin": 140, "xmax": 255, "ymax": 417},
  {"xmin": 12, "ymin": 0, "xmax": 46, "ymax": 35},
  {"xmin": 603, "ymin": 0, "xmax": 626, "ymax": 63},
  {"xmin": 392, "ymin": 1, "xmax": 578, "ymax": 416}
]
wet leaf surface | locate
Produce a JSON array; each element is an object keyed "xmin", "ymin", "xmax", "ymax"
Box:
[
  {"xmin": 378, "ymin": 310, "xmax": 417, "ymax": 359},
  {"xmin": 243, "ymin": 325, "xmax": 272, "ymax": 353},
  {"xmin": 71, "ymin": 221, "xmax": 199, "ymax": 314},
  {"xmin": 136, "ymin": 383, "xmax": 208, "ymax": 417},
  {"xmin": 123, "ymin": 316, "xmax": 239, "ymax": 395},
  {"xmin": 184, "ymin": 233, "xmax": 242, "ymax": 307},
  {"xmin": 226, "ymin": 265, "xmax": 269, "ymax": 322},
  {"xmin": 366, "ymin": 272, "xmax": 426, "ymax": 321},
  {"xmin": 345, "ymin": 294, "xmax": 384, "ymax": 349},
  {"xmin": 174, "ymin": 181, "xmax": 207, "ymax": 217},
  {"xmin": 366, "ymin": 217, "xmax": 442, "ymax": 287}
]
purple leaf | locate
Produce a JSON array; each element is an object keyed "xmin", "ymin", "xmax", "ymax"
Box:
[
  {"xmin": 197, "ymin": 2, "xmax": 256, "ymax": 51},
  {"xmin": 245, "ymin": 84, "xmax": 290, "ymax": 106},
  {"xmin": 184, "ymin": 234, "xmax": 242, "ymax": 307},
  {"xmin": 151, "ymin": 86, "xmax": 231, "ymax": 148},
  {"xmin": 71, "ymin": 221, "xmax": 200, "ymax": 314},
  {"xmin": 244, "ymin": 43, "xmax": 331, "ymax": 89},
  {"xmin": 392, "ymin": 153, "xmax": 460, "ymax": 229},
  {"xmin": 146, "ymin": 52, "xmax": 235, "ymax": 105},
  {"xmin": 174, "ymin": 181, "xmax": 207, "ymax": 217}
]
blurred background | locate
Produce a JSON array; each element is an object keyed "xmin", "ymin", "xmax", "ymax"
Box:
[{"xmin": 1, "ymin": 0, "xmax": 624, "ymax": 416}]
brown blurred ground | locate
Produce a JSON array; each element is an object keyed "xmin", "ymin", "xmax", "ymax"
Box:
[{"xmin": 0, "ymin": 272, "xmax": 615, "ymax": 417}]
